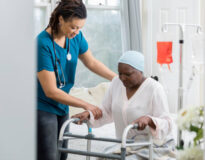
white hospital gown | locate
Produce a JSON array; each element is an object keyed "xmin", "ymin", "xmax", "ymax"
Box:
[{"xmin": 88, "ymin": 77, "xmax": 176, "ymax": 160}]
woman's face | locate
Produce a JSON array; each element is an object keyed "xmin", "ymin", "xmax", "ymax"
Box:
[
  {"xmin": 59, "ymin": 16, "xmax": 86, "ymax": 39},
  {"xmin": 118, "ymin": 63, "xmax": 143, "ymax": 89}
]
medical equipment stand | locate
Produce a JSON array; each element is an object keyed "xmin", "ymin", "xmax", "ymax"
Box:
[{"xmin": 161, "ymin": 23, "xmax": 202, "ymax": 147}]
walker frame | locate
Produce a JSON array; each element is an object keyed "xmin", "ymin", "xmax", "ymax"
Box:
[{"xmin": 58, "ymin": 118, "xmax": 153, "ymax": 160}]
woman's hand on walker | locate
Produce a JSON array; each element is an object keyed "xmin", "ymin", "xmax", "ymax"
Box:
[
  {"xmin": 72, "ymin": 111, "xmax": 90, "ymax": 125},
  {"xmin": 85, "ymin": 105, "xmax": 102, "ymax": 120},
  {"xmin": 132, "ymin": 116, "xmax": 156, "ymax": 130}
]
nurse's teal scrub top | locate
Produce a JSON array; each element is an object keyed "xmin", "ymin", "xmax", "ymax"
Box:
[{"xmin": 37, "ymin": 30, "xmax": 88, "ymax": 116}]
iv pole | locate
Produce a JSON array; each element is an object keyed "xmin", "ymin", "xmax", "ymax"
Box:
[{"xmin": 161, "ymin": 23, "xmax": 202, "ymax": 147}]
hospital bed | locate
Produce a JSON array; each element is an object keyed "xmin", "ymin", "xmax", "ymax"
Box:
[{"xmin": 58, "ymin": 118, "xmax": 153, "ymax": 160}]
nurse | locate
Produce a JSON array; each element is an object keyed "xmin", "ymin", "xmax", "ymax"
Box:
[
  {"xmin": 73, "ymin": 51, "xmax": 176, "ymax": 160},
  {"xmin": 37, "ymin": 0, "xmax": 116, "ymax": 160}
]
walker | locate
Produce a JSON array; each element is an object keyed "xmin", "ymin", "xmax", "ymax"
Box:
[{"xmin": 58, "ymin": 118, "xmax": 153, "ymax": 160}]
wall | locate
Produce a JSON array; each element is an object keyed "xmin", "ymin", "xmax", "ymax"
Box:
[
  {"xmin": 0, "ymin": 1, "xmax": 35, "ymax": 160},
  {"xmin": 142, "ymin": 0, "xmax": 202, "ymax": 113},
  {"xmin": 201, "ymin": 0, "xmax": 205, "ymax": 31}
]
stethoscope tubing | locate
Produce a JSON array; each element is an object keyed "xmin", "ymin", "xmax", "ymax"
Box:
[{"xmin": 51, "ymin": 32, "xmax": 71, "ymax": 88}]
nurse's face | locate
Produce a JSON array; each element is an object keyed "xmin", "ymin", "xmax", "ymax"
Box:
[
  {"xmin": 118, "ymin": 63, "xmax": 143, "ymax": 89},
  {"xmin": 59, "ymin": 16, "xmax": 86, "ymax": 39}
]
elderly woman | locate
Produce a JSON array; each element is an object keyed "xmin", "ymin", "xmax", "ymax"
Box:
[{"xmin": 73, "ymin": 51, "xmax": 176, "ymax": 160}]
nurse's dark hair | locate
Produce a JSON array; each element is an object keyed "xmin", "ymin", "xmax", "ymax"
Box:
[{"xmin": 48, "ymin": 0, "xmax": 87, "ymax": 34}]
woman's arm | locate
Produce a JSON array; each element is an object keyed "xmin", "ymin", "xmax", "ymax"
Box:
[
  {"xmin": 132, "ymin": 116, "xmax": 156, "ymax": 130},
  {"xmin": 37, "ymin": 70, "xmax": 102, "ymax": 119},
  {"xmin": 147, "ymin": 85, "xmax": 173, "ymax": 139},
  {"xmin": 79, "ymin": 49, "xmax": 117, "ymax": 81},
  {"xmin": 132, "ymin": 85, "xmax": 173, "ymax": 139}
]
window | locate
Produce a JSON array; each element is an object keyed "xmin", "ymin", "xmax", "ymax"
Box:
[
  {"xmin": 83, "ymin": 0, "xmax": 120, "ymax": 6},
  {"xmin": 75, "ymin": 0, "xmax": 122, "ymax": 87},
  {"xmin": 34, "ymin": 0, "xmax": 51, "ymax": 36}
]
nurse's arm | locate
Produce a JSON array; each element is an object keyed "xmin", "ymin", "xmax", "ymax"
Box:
[
  {"xmin": 79, "ymin": 49, "xmax": 117, "ymax": 81},
  {"xmin": 37, "ymin": 70, "xmax": 102, "ymax": 119}
]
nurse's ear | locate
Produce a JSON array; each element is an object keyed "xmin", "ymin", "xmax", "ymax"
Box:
[{"xmin": 58, "ymin": 15, "xmax": 64, "ymax": 26}]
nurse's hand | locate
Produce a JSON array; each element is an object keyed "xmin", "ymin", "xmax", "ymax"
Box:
[
  {"xmin": 72, "ymin": 111, "xmax": 90, "ymax": 125},
  {"xmin": 85, "ymin": 105, "xmax": 102, "ymax": 120},
  {"xmin": 132, "ymin": 116, "xmax": 156, "ymax": 130}
]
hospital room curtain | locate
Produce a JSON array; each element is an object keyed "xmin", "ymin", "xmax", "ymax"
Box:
[{"xmin": 120, "ymin": 0, "xmax": 142, "ymax": 52}]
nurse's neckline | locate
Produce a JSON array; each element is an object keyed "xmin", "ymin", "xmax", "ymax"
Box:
[{"xmin": 45, "ymin": 28, "xmax": 68, "ymax": 50}]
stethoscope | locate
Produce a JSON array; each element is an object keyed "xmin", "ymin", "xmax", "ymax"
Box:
[{"xmin": 51, "ymin": 33, "xmax": 72, "ymax": 88}]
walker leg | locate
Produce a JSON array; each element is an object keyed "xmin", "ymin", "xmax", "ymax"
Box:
[
  {"xmin": 149, "ymin": 144, "xmax": 153, "ymax": 160},
  {"xmin": 86, "ymin": 139, "xmax": 91, "ymax": 160},
  {"xmin": 121, "ymin": 147, "xmax": 126, "ymax": 160},
  {"xmin": 86, "ymin": 128, "xmax": 92, "ymax": 160},
  {"xmin": 57, "ymin": 140, "xmax": 63, "ymax": 160}
]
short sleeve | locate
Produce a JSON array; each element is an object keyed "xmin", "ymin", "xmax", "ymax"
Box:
[
  {"xmin": 37, "ymin": 40, "xmax": 54, "ymax": 72},
  {"xmin": 79, "ymin": 31, "xmax": 88, "ymax": 55}
]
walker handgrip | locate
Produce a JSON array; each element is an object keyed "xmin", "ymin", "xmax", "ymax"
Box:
[
  {"xmin": 73, "ymin": 118, "xmax": 80, "ymax": 123},
  {"xmin": 132, "ymin": 124, "xmax": 138, "ymax": 129},
  {"xmin": 121, "ymin": 124, "xmax": 153, "ymax": 160},
  {"xmin": 122, "ymin": 124, "xmax": 135, "ymax": 148},
  {"xmin": 59, "ymin": 118, "xmax": 80, "ymax": 141},
  {"xmin": 71, "ymin": 118, "xmax": 87, "ymax": 124},
  {"xmin": 59, "ymin": 118, "xmax": 91, "ymax": 141}
]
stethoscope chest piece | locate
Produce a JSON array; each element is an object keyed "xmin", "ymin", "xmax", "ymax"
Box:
[{"xmin": 67, "ymin": 52, "xmax": 72, "ymax": 61}]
